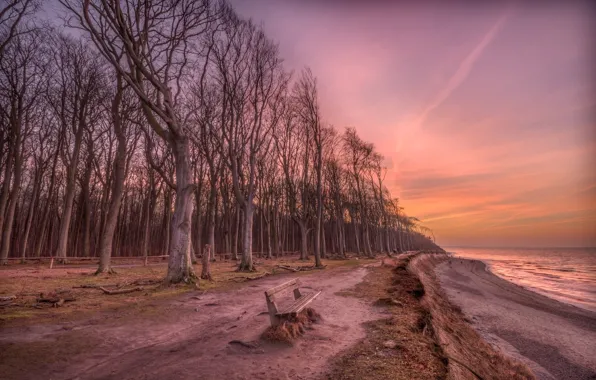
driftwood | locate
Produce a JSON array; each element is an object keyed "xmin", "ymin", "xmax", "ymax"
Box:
[{"xmin": 98, "ymin": 286, "xmax": 143, "ymax": 295}]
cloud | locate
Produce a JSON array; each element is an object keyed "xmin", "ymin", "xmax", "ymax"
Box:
[{"xmin": 396, "ymin": 4, "xmax": 514, "ymax": 154}]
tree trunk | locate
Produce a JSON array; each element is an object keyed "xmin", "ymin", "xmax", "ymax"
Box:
[
  {"xmin": 81, "ymin": 149, "xmax": 93, "ymax": 258},
  {"xmin": 297, "ymin": 219, "xmax": 308, "ymax": 260},
  {"xmin": 232, "ymin": 207, "xmax": 240, "ymax": 260},
  {"xmin": 141, "ymin": 177, "xmax": 155, "ymax": 260},
  {"xmin": 55, "ymin": 127, "xmax": 84, "ymax": 261},
  {"xmin": 238, "ymin": 197, "xmax": 254, "ymax": 271},
  {"xmin": 354, "ymin": 222, "xmax": 361, "ymax": 255},
  {"xmin": 0, "ymin": 130, "xmax": 22, "ymax": 264},
  {"xmin": 162, "ymin": 190, "xmax": 171, "ymax": 256},
  {"xmin": 0, "ymin": 147, "xmax": 13, "ymax": 243},
  {"xmin": 19, "ymin": 171, "xmax": 41, "ymax": 260},
  {"xmin": 201, "ymin": 243, "xmax": 212, "ymax": 280},
  {"xmin": 96, "ymin": 80, "xmax": 127, "ymax": 274},
  {"xmin": 163, "ymin": 137, "xmax": 195, "ymax": 283}
]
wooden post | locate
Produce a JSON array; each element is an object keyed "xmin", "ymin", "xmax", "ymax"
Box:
[
  {"xmin": 50, "ymin": 257, "xmax": 54, "ymax": 269},
  {"xmin": 265, "ymin": 294, "xmax": 280, "ymax": 326}
]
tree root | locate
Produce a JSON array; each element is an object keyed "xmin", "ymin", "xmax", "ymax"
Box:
[
  {"xmin": 276, "ymin": 265, "xmax": 299, "ymax": 272},
  {"xmin": 98, "ymin": 286, "xmax": 144, "ymax": 295},
  {"xmin": 231, "ymin": 272, "xmax": 270, "ymax": 282},
  {"xmin": 277, "ymin": 265, "xmax": 326, "ymax": 272},
  {"xmin": 94, "ymin": 267, "xmax": 117, "ymax": 275}
]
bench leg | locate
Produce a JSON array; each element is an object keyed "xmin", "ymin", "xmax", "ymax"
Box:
[
  {"xmin": 293, "ymin": 288, "xmax": 302, "ymax": 300},
  {"xmin": 266, "ymin": 298, "xmax": 280, "ymax": 326}
]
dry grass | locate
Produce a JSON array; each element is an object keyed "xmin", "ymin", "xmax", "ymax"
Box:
[
  {"xmin": 327, "ymin": 253, "xmax": 448, "ymax": 380},
  {"xmin": 410, "ymin": 254, "xmax": 535, "ymax": 380},
  {"xmin": 0, "ymin": 256, "xmax": 359, "ymax": 326}
]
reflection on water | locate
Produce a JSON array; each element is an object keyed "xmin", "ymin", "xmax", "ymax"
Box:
[{"xmin": 450, "ymin": 247, "xmax": 596, "ymax": 312}]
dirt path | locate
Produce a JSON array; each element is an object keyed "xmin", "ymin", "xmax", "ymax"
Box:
[{"xmin": 1, "ymin": 264, "xmax": 382, "ymax": 380}]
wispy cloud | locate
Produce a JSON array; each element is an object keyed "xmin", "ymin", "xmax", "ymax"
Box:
[
  {"xmin": 417, "ymin": 8, "xmax": 512, "ymax": 126},
  {"xmin": 396, "ymin": 4, "xmax": 514, "ymax": 154}
]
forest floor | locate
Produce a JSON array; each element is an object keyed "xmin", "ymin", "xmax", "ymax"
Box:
[
  {"xmin": 0, "ymin": 255, "xmax": 360, "ymax": 325},
  {"xmin": 0, "ymin": 255, "xmax": 384, "ymax": 379}
]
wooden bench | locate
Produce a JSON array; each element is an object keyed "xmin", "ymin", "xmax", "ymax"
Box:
[{"xmin": 264, "ymin": 278, "xmax": 321, "ymax": 326}]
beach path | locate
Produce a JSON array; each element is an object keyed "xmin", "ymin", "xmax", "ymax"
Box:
[{"xmin": 437, "ymin": 258, "xmax": 596, "ymax": 380}]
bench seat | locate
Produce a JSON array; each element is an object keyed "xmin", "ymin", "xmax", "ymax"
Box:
[
  {"xmin": 264, "ymin": 278, "xmax": 321, "ymax": 326},
  {"xmin": 277, "ymin": 291, "xmax": 321, "ymax": 316}
]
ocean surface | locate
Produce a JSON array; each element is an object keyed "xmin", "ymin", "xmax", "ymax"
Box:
[{"xmin": 449, "ymin": 247, "xmax": 596, "ymax": 313}]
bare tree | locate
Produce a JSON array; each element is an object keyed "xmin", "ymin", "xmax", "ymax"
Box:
[
  {"xmin": 61, "ymin": 0, "xmax": 220, "ymax": 283},
  {"xmin": 0, "ymin": 0, "xmax": 39, "ymax": 57},
  {"xmin": 212, "ymin": 11, "xmax": 288, "ymax": 271},
  {"xmin": 0, "ymin": 26, "xmax": 49, "ymax": 263},
  {"xmin": 96, "ymin": 71, "xmax": 138, "ymax": 274},
  {"xmin": 293, "ymin": 68, "xmax": 324, "ymax": 267},
  {"xmin": 48, "ymin": 35, "xmax": 103, "ymax": 263}
]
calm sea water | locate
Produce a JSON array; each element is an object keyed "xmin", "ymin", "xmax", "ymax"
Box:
[{"xmin": 449, "ymin": 247, "xmax": 596, "ymax": 313}]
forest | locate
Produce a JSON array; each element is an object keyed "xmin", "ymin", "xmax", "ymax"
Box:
[{"xmin": 0, "ymin": 0, "xmax": 441, "ymax": 283}]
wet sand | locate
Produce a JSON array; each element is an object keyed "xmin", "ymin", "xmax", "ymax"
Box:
[{"xmin": 436, "ymin": 258, "xmax": 596, "ymax": 380}]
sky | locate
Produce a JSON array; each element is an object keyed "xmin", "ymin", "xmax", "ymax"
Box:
[{"xmin": 230, "ymin": 0, "xmax": 596, "ymax": 247}]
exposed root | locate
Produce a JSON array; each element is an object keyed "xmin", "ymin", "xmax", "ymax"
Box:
[
  {"xmin": 261, "ymin": 307, "xmax": 321, "ymax": 344},
  {"xmin": 236, "ymin": 264, "xmax": 256, "ymax": 272},
  {"xmin": 276, "ymin": 265, "xmax": 326, "ymax": 272},
  {"xmin": 276, "ymin": 265, "xmax": 298, "ymax": 272},
  {"xmin": 231, "ymin": 272, "xmax": 270, "ymax": 282},
  {"xmin": 94, "ymin": 267, "xmax": 117, "ymax": 276},
  {"xmin": 98, "ymin": 286, "xmax": 144, "ymax": 295}
]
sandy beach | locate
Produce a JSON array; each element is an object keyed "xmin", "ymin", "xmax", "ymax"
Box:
[{"xmin": 436, "ymin": 258, "xmax": 596, "ymax": 380}]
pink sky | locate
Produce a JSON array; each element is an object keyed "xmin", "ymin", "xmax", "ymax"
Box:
[{"xmin": 233, "ymin": 0, "xmax": 596, "ymax": 247}]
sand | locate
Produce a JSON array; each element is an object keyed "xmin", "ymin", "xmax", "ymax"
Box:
[{"xmin": 437, "ymin": 258, "xmax": 596, "ymax": 380}]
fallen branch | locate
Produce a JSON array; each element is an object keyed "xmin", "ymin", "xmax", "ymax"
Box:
[
  {"xmin": 229, "ymin": 340, "xmax": 258, "ymax": 349},
  {"xmin": 276, "ymin": 265, "xmax": 298, "ymax": 272},
  {"xmin": 277, "ymin": 265, "xmax": 326, "ymax": 272},
  {"xmin": 124, "ymin": 279, "xmax": 162, "ymax": 287},
  {"xmin": 0, "ymin": 295, "xmax": 16, "ymax": 301},
  {"xmin": 37, "ymin": 296, "xmax": 76, "ymax": 303},
  {"xmin": 98, "ymin": 286, "xmax": 143, "ymax": 295},
  {"xmin": 0, "ymin": 301, "xmax": 15, "ymax": 307},
  {"xmin": 73, "ymin": 284, "xmax": 118, "ymax": 289}
]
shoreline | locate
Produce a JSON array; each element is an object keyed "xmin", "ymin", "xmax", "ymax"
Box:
[
  {"xmin": 465, "ymin": 257, "xmax": 596, "ymax": 314},
  {"xmin": 436, "ymin": 257, "xmax": 596, "ymax": 380}
]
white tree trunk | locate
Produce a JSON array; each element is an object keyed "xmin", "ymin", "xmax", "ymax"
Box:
[{"xmin": 165, "ymin": 137, "xmax": 196, "ymax": 283}]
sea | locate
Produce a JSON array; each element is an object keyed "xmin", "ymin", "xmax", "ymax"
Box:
[{"xmin": 449, "ymin": 247, "xmax": 596, "ymax": 313}]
